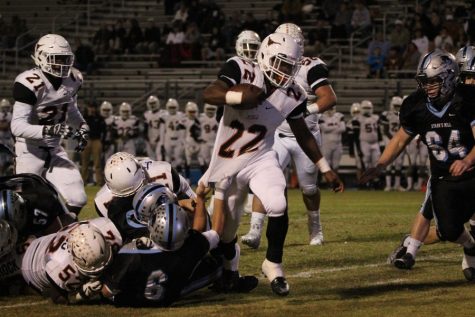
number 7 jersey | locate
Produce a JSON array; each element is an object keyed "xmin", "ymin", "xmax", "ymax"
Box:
[{"xmin": 204, "ymin": 56, "xmax": 307, "ymax": 183}]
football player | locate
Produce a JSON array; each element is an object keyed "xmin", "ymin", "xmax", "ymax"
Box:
[
  {"xmin": 380, "ymin": 96, "xmax": 405, "ymax": 191},
  {"xmin": 162, "ymin": 98, "xmax": 186, "ymax": 173},
  {"xmin": 0, "ymin": 98, "xmax": 13, "ymax": 176},
  {"xmin": 143, "ymin": 95, "xmax": 165, "ymax": 160},
  {"xmin": 10, "ymin": 34, "xmax": 89, "ymax": 214},
  {"xmin": 241, "ymin": 23, "xmax": 338, "ymax": 249},
  {"xmin": 199, "ymin": 104, "xmax": 219, "ymax": 171},
  {"xmin": 319, "ymin": 106, "xmax": 346, "ymax": 172},
  {"xmin": 346, "ymin": 102, "xmax": 364, "ymax": 180},
  {"xmin": 112, "ymin": 102, "xmax": 140, "ymax": 155},
  {"xmin": 360, "ymin": 50, "xmax": 475, "ymax": 279},
  {"xmin": 99, "ymin": 101, "xmax": 115, "ymax": 160},
  {"xmin": 21, "ymin": 218, "xmax": 122, "ymax": 303},
  {"xmin": 200, "ymin": 32, "xmax": 343, "ymax": 296},
  {"xmin": 183, "ymin": 101, "xmax": 203, "ymax": 180}
]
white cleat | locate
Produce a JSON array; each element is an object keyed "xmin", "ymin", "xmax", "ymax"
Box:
[
  {"xmin": 396, "ymin": 186, "xmax": 407, "ymax": 192},
  {"xmin": 261, "ymin": 259, "xmax": 289, "ymax": 296},
  {"xmin": 241, "ymin": 231, "xmax": 261, "ymax": 249},
  {"xmin": 384, "ymin": 186, "xmax": 392, "ymax": 192},
  {"xmin": 309, "ymin": 232, "xmax": 324, "ymax": 246}
]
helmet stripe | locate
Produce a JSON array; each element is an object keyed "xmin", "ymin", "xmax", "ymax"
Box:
[{"xmin": 166, "ymin": 204, "xmax": 174, "ymax": 250}]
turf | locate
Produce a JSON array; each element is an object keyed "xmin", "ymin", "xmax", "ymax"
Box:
[{"xmin": 1, "ymin": 188, "xmax": 473, "ymax": 316}]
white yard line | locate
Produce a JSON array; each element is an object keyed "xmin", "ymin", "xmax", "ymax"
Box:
[{"xmin": 0, "ymin": 300, "xmax": 48, "ymax": 309}]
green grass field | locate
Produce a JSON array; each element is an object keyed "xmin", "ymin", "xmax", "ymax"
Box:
[{"xmin": 1, "ymin": 188, "xmax": 473, "ymax": 317}]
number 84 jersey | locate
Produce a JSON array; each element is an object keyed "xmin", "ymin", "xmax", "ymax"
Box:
[
  {"xmin": 399, "ymin": 88, "xmax": 475, "ymax": 178},
  {"xmin": 21, "ymin": 218, "xmax": 122, "ymax": 296}
]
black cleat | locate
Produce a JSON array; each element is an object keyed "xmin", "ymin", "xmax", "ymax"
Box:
[
  {"xmin": 394, "ymin": 253, "xmax": 415, "ymax": 270},
  {"xmin": 209, "ymin": 270, "xmax": 258, "ymax": 293},
  {"xmin": 463, "ymin": 268, "xmax": 475, "ymax": 281},
  {"xmin": 270, "ymin": 277, "xmax": 289, "ymax": 296},
  {"xmin": 387, "ymin": 234, "xmax": 410, "ymax": 264}
]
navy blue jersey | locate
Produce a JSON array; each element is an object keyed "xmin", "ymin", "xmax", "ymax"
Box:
[{"xmin": 399, "ymin": 87, "xmax": 475, "ymax": 178}]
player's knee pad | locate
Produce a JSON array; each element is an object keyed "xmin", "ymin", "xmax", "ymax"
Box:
[
  {"xmin": 264, "ymin": 194, "xmax": 286, "ymax": 217},
  {"xmin": 301, "ymin": 184, "xmax": 318, "ymax": 196},
  {"xmin": 65, "ymin": 189, "xmax": 87, "ymax": 209}
]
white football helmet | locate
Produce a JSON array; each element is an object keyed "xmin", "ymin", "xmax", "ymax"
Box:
[
  {"xmin": 146, "ymin": 95, "xmax": 160, "ymax": 112},
  {"xmin": 0, "ymin": 220, "xmax": 17, "ymax": 258},
  {"xmin": 235, "ymin": 30, "xmax": 261, "ymax": 62},
  {"xmin": 67, "ymin": 224, "xmax": 112, "ymax": 277},
  {"xmin": 0, "ymin": 190, "xmax": 27, "ymax": 232},
  {"xmin": 455, "ymin": 45, "xmax": 475, "ymax": 68},
  {"xmin": 185, "ymin": 101, "xmax": 198, "ymax": 119},
  {"xmin": 360, "ymin": 100, "xmax": 373, "ymax": 116},
  {"xmin": 166, "ymin": 98, "xmax": 179, "ymax": 115},
  {"xmin": 416, "ymin": 50, "xmax": 458, "ymax": 102},
  {"xmin": 119, "ymin": 102, "xmax": 132, "ymax": 120},
  {"xmin": 104, "ymin": 152, "xmax": 146, "ymax": 197},
  {"xmin": 275, "ymin": 23, "xmax": 304, "ymax": 52},
  {"xmin": 257, "ymin": 33, "xmax": 303, "ymax": 88},
  {"xmin": 100, "ymin": 101, "xmax": 113, "ymax": 118},
  {"xmin": 389, "ymin": 96, "xmax": 403, "ymax": 112},
  {"xmin": 133, "ymin": 183, "xmax": 176, "ymax": 225},
  {"xmin": 204, "ymin": 103, "xmax": 218, "ymax": 118},
  {"xmin": 31, "ymin": 34, "xmax": 74, "ymax": 78},
  {"xmin": 350, "ymin": 102, "xmax": 361, "ymax": 116},
  {"xmin": 148, "ymin": 203, "xmax": 190, "ymax": 251},
  {"xmin": 0, "ymin": 99, "xmax": 11, "ymax": 112}
]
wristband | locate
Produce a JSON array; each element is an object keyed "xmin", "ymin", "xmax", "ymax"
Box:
[
  {"xmin": 307, "ymin": 103, "xmax": 319, "ymax": 114},
  {"xmin": 225, "ymin": 91, "xmax": 243, "ymax": 105},
  {"xmin": 316, "ymin": 157, "xmax": 331, "ymax": 173},
  {"xmin": 202, "ymin": 229, "xmax": 220, "ymax": 250}
]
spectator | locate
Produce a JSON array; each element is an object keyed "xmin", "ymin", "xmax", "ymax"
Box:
[
  {"xmin": 389, "ymin": 19, "xmax": 410, "ymax": 52},
  {"xmin": 184, "ymin": 22, "xmax": 202, "ymax": 60},
  {"xmin": 173, "ymin": 3, "xmax": 189, "ymax": 24},
  {"xmin": 166, "ymin": 22, "xmax": 185, "ymax": 45},
  {"xmin": 280, "ymin": 0, "xmax": 302, "ymax": 23},
  {"xmin": 434, "ymin": 27, "xmax": 454, "ymax": 51},
  {"xmin": 385, "ymin": 47, "xmax": 403, "ymax": 78},
  {"xmin": 137, "ymin": 18, "xmax": 161, "ymax": 54},
  {"xmin": 165, "ymin": 22, "xmax": 185, "ymax": 66},
  {"xmin": 80, "ymin": 103, "xmax": 106, "ymax": 186},
  {"xmin": 367, "ymin": 47, "xmax": 385, "ymax": 78},
  {"xmin": 331, "ymin": 2, "xmax": 352, "ymax": 40},
  {"xmin": 201, "ymin": 26, "xmax": 225, "ymax": 61},
  {"xmin": 123, "ymin": 18, "xmax": 143, "ymax": 54},
  {"xmin": 426, "ymin": 11, "xmax": 443, "ymax": 41},
  {"xmin": 351, "ymin": 0, "xmax": 372, "ymax": 36},
  {"xmin": 412, "ymin": 29, "xmax": 429, "ymax": 55},
  {"xmin": 74, "ymin": 39, "xmax": 95, "ymax": 75},
  {"xmin": 367, "ymin": 32, "xmax": 390, "ymax": 60},
  {"xmin": 92, "ymin": 23, "xmax": 112, "ymax": 54},
  {"xmin": 400, "ymin": 42, "xmax": 421, "ymax": 74}
]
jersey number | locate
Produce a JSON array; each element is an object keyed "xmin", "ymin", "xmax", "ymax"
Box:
[
  {"xmin": 58, "ymin": 264, "xmax": 76, "ymax": 282},
  {"xmin": 425, "ymin": 130, "xmax": 467, "ymax": 162},
  {"xmin": 218, "ymin": 120, "xmax": 267, "ymax": 158},
  {"xmin": 25, "ymin": 73, "xmax": 45, "ymax": 91},
  {"xmin": 144, "ymin": 269, "xmax": 168, "ymax": 301}
]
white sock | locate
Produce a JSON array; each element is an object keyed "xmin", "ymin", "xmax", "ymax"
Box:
[
  {"xmin": 307, "ymin": 210, "xmax": 321, "ymax": 235},
  {"xmin": 223, "ymin": 243, "xmax": 240, "ymax": 271},
  {"xmin": 394, "ymin": 175, "xmax": 401, "ymax": 188},
  {"xmin": 262, "ymin": 258, "xmax": 284, "ymax": 282},
  {"xmin": 406, "ymin": 237, "xmax": 422, "ymax": 258},
  {"xmin": 407, "ymin": 176, "xmax": 413, "ymax": 189},
  {"xmin": 456, "ymin": 229, "xmax": 475, "ymax": 249},
  {"xmin": 249, "ymin": 212, "xmax": 265, "ymax": 234},
  {"xmin": 385, "ymin": 175, "xmax": 391, "ymax": 188}
]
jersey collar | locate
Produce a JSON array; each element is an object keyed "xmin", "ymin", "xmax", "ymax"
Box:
[{"xmin": 426, "ymin": 99, "xmax": 452, "ymax": 118}]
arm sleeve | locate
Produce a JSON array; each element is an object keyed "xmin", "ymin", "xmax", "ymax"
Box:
[
  {"xmin": 307, "ymin": 64, "xmax": 329, "ymax": 90},
  {"xmin": 217, "ymin": 60, "xmax": 241, "ymax": 87},
  {"xmin": 11, "ymin": 101, "xmax": 44, "ymax": 139},
  {"xmin": 286, "ymin": 101, "xmax": 307, "ymax": 120}
]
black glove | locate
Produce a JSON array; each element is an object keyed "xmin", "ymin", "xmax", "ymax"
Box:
[
  {"xmin": 73, "ymin": 123, "xmax": 90, "ymax": 152},
  {"xmin": 43, "ymin": 123, "xmax": 74, "ymax": 138}
]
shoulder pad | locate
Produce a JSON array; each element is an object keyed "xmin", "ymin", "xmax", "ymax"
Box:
[{"xmin": 70, "ymin": 68, "xmax": 83, "ymax": 84}]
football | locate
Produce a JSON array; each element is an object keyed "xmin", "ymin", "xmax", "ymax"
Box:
[{"xmin": 228, "ymin": 83, "xmax": 265, "ymax": 108}]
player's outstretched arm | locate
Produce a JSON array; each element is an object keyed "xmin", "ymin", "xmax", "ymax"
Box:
[
  {"xmin": 359, "ymin": 127, "xmax": 413, "ymax": 184},
  {"xmin": 203, "ymin": 79, "xmax": 230, "ymax": 105}
]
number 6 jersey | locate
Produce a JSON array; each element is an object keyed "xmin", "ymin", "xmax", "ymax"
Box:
[
  {"xmin": 11, "ymin": 67, "xmax": 85, "ymax": 147},
  {"xmin": 203, "ymin": 56, "xmax": 307, "ymax": 183},
  {"xmin": 399, "ymin": 87, "xmax": 475, "ymax": 178}
]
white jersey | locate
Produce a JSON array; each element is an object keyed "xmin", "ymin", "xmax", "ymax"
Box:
[
  {"xmin": 319, "ymin": 112, "xmax": 346, "ymax": 143},
  {"xmin": 199, "ymin": 113, "xmax": 218, "ymax": 145},
  {"xmin": 21, "ymin": 218, "xmax": 122, "ymax": 295},
  {"xmin": 143, "ymin": 109, "xmax": 166, "ymax": 145},
  {"xmin": 95, "ymin": 158, "xmax": 195, "ymax": 217},
  {"xmin": 163, "ymin": 111, "xmax": 186, "ymax": 142},
  {"xmin": 380, "ymin": 110, "xmax": 400, "ymax": 139},
  {"xmin": 352, "ymin": 114, "xmax": 380, "ymax": 144},
  {"xmin": 204, "ymin": 56, "xmax": 307, "ymax": 183},
  {"xmin": 112, "ymin": 115, "xmax": 140, "ymax": 140},
  {"xmin": 11, "ymin": 67, "xmax": 84, "ymax": 148},
  {"xmin": 277, "ymin": 56, "xmax": 330, "ymax": 136}
]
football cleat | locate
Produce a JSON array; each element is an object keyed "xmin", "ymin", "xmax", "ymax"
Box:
[
  {"xmin": 396, "ymin": 186, "xmax": 407, "ymax": 192},
  {"xmin": 270, "ymin": 277, "xmax": 289, "ymax": 296},
  {"xmin": 394, "ymin": 253, "xmax": 415, "ymax": 270},
  {"xmin": 209, "ymin": 270, "xmax": 258, "ymax": 293},
  {"xmin": 241, "ymin": 231, "xmax": 261, "ymax": 249},
  {"xmin": 384, "ymin": 186, "xmax": 392, "ymax": 192},
  {"xmin": 462, "ymin": 248, "xmax": 475, "ymax": 281},
  {"xmin": 387, "ymin": 234, "xmax": 410, "ymax": 264},
  {"xmin": 309, "ymin": 232, "xmax": 324, "ymax": 246},
  {"xmin": 262, "ymin": 259, "xmax": 289, "ymax": 296}
]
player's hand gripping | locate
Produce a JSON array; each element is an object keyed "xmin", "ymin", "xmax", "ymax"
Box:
[
  {"xmin": 359, "ymin": 164, "xmax": 384, "ymax": 184},
  {"xmin": 73, "ymin": 123, "xmax": 90, "ymax": 152},
  {"xmin": 42, "ymin": 123, "xmax": 74, "ymax": 138},
  {"xmin": 76, "ymin": 279, "xmax": 102, "ymax": 301},
  {"xmin": 323, "ymin": 170, "xmax": 344, "ymax": 192}
]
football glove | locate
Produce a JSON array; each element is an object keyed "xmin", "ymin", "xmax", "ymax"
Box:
[
  {"xmin": 42, "ymin": 123, "xmax": 74, "ymax": 138},
  {"xmin": 135, "ymin": 236, "xmax": 154, "ymax": 249},
  {"xmin": 76, "ymin": 280, "xmax": 102, "ymax": 301},
  {"xmin": 73, "ymin": 123, "xmax": 90, "ymax": 152}
]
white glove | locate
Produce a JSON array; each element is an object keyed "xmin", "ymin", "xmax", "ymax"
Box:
[
  {"xmin": 135, "ymin": 236, "xmax": 154, "ymax": 249},
  {"xmin": 76, "ymin": 280, "xmax": 102, "ymax": 301},
  {"xmin": 43, "ymin": 123, "xmax": 74, "ymax": 138}
]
